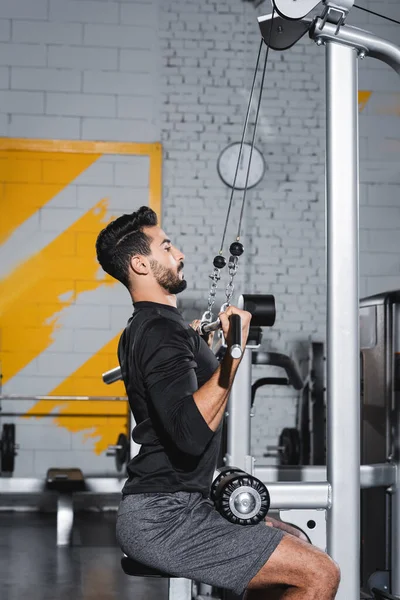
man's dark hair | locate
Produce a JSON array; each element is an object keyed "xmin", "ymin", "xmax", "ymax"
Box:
[{"xmin": 96, "ymin": 206, "xmax": 158, "ymax": 289}]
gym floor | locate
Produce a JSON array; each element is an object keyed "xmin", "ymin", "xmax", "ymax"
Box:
[{"xmin": 0, "ymin": 512, "xmax": 167, "ymax": 600}]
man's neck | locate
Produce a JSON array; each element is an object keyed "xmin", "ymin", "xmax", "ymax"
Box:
[{"xmin": 130, "ymin": 291, "xmax": 177, "ymax": 308}]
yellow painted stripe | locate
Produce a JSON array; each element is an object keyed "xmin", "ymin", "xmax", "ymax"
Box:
[
  {"xmin": 359, "ymin": 90, "xmax": 372, "ymax": 112},
  {"xmin": 0, "ymin": 198, "xmax": 115, "ymax": 384},
  {"xmin": 0, "ymin": 151, "xmax": 101, "ymax": 244},
  {"xmin": 24, "ymin": 333, "xmax": 128, "ymax": 454}
]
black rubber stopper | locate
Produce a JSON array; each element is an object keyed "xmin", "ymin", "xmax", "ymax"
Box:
[
  {"xmin": 213, "ymin": 255, "xmax": 226, "ymax": 269},
  {"xmin": 230, "ymin": 242, "xmax": 244, "ymax": 257}
]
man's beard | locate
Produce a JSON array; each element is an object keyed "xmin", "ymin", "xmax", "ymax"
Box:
[{"xmin": 149, "ymin": 259, "xmax": 187, "ymax": 294}]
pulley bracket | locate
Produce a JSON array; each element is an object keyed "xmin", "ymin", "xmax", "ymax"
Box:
[{"xmin": 258, "ymin": 14, "xmax": 312, "ymax": 51}]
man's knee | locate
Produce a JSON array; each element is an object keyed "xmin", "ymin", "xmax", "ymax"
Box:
[
  {"xmin": 292, "ymin": 549, "xmax": 341, "ymax": 599},
  {"xmin": 248, "ymin": 535, "xmax": 341, "ymax": 594},
  {"xmin": 308, "ymin": 552, "xmax": 341, "ymax": 593}
]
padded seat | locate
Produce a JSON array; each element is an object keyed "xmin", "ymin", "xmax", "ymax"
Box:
[
  {"xmin": 121, "ymin": 556, "xmax": 175, "ymax": 578},
  {"xmin": 120, "ymin": 556, "xmax": 193, "ymax": 600},
  {"xmin": 46, "ymin": 468, "xmax": 85, "ymax": 492}
]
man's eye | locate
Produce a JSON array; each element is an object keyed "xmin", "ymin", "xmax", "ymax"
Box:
[{"xmin": 165, "ymin": 246, "xmax": 171, "ymax": 251}]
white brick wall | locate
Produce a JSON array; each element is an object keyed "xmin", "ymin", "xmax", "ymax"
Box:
[
  {"xmin": 2, "ymin": 0, "xmax": 159, "ymax": 142},
  {"xmin": 0, "ymin": 0, "xmax": 399, "ymax": 471}
]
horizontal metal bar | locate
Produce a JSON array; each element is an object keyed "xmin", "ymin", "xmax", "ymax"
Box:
[
  {"xmin": 0, "ymin": 477, "xmax": 124, "ymax": 494},
  {"xmin": 268, "ymin": 482, "xmax": 331, "ymax": 509},
  {"xmin": 200, "ymin": 318, "xmax": 221, "ymax": 334},
  {"xmin": 311, "ymin": 19, "xmax": 400, "ymax": 75},
  {"xmin": 102, "ymin": 367, "xmax": 123, "ymax": 385},
  {"xmin": 255, "ymin": 463, "xmax": 396, "ymax": 488},
  {"xmin": 360, "ymin": 463, "xmax": 397, "ymax": 488},
  {"xmin": 0, "ymin": 477, "xmax": 329, "ymax": 510},
  {"xmin": 0, "ymin": 395, "xmax": 127, "ymax": 402}
]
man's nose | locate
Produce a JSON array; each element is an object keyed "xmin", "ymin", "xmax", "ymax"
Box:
[{"xmin": 173, "ymin": 247, "xmax": 185, "ymax": 263}]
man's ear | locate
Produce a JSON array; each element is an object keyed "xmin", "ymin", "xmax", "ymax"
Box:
[{"xmin": 130, "ymin": 255, "xmax": 149, "ymax": 275}]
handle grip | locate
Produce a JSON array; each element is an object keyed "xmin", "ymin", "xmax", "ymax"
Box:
[
  {"xmin": 200, "ymin": 318, "xmax": 221, "ymax": 335},
  {"xmin": 199, "ymin": 315, "xmax": 243, "ymax": 359},
  {"xmin": 229, "ymin": 314, "xmax": 242, "ymax": 359}
]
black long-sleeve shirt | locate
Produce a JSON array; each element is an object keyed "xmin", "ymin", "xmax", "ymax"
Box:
[{"xmin": 118, "ymin": 301, "xmax": 221, "ymax": 497}]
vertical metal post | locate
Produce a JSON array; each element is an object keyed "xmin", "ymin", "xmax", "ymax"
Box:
[
  {"xmin": 226, "ymin": 348, "xmax": 252, "ymax": 471},
  {"xmin": 392, "ymin": 303, "xmax": 400, "ymax": 596},
  {"xmin": 325, "ymin": 41, "xmax": 360, "ymax": 600}
]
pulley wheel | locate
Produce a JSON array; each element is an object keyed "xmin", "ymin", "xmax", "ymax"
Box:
[
  {"xmin": 210, "ymin": 466, "xmax": 245, "ymax": 502},
  {"xmin": 1, "ymin": 424, "xmax": 16, "ymax": 473},
  {"xmin": 115, "ymin": 433, "xmax": 129, "ymax": 472},
  {"xmin": 214, "ymin": 472, "xmax": 270, "ymax": 526},
  {"xmin": 278, "ymin": 427, "xmax": 301, "ymax": 466}
]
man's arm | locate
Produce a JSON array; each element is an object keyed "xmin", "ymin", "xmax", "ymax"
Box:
[
  {"xmin": 139, "ymin": 307, "xmax": 251, "ymax": 455},
  {"xmin": 192, "ymin": 305, "xmax": 251, "ymax": 432}
]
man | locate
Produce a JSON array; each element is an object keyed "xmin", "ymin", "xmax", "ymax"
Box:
[{"xmin": 96, "ymin": 206, "xmax": 340, "ymax": 599}]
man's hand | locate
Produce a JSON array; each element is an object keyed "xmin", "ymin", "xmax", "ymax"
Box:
[{"xmin": 218, "ymin": 305, "xmax": 252, "ymax": 353}]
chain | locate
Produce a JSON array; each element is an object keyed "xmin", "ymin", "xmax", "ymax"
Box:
[
  {"xmin": 202, "ymin": 267, "xmax": 221, "ymax": 323},
  {"xmin": 224, "ymin": 255, "xmax": 239, "ymax": 307}
]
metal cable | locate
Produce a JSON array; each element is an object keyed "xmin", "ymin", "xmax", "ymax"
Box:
[
  {"xmin": 236, "ymin": 7, "xmax": 275, "ymax": 240},
  {"xmin": 354, "ymin": 4, "xmax": 400, "ymax": 26},
  {"xmin": 219, "ymin": 38, "xmax": 264, "ymax": 254}
]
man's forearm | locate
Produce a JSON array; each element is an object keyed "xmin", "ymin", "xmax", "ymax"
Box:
[{"xmin": 193, "ymin": 354, "xmax": 240, "ymax": 431}]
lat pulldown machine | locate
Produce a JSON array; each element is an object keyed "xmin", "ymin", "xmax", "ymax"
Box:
[{"xmin": 105, "ymin": 1, "xmax": 400, "ymax": 598}]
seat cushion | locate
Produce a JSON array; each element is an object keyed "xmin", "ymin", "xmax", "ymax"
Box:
[
  {"xmin": 46, "ymin": 468, "xmax": 85, "ymax": 492},
  {"xmin": 121, "ymin": 556, "xmax": 173, "ymax": 578}
]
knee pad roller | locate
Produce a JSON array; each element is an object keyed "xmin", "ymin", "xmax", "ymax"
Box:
[{"xmin": 211, "ymin": 467, "xmax": 270, "ymax": 526}]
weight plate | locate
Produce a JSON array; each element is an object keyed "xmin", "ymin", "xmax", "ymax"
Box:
[
  {"xmin": 115, "ymin": 433, "xmax": 129, "ymax": 472},
  {"xmin": 210, "ymin": 466, "xmax": 245, "ymax": 502},
  {"xmin": 1, "ymin": 424, "xmax": 16, "ymax": 473},
  {"xmin": 278, "ymin": 427, "xmax": 301, "ymax": 466}
]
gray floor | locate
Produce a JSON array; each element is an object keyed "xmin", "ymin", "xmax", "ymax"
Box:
[
  {"xmin": 0, "ymin": 512, "xmax": 168, "ymax": 600},
  {"xmin": 0, "ymin": 512, "xmax": 377, "ymax": 600}
]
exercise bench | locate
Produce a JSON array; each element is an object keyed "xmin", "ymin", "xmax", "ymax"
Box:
[{"xmin": 46, "ymin": 468, "xmax": 85, "ymax": 546}]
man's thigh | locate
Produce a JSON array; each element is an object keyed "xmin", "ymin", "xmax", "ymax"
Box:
[{"xmin": 117, "ymin": 491, "xmax": 285, "ymax": 596}]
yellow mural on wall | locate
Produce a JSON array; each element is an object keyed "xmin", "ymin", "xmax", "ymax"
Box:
[
  {"xmin": 1, "ymin": 198, "xmax": 113, "ymax": 383},
  {"xmin": 0, "ymin": 138, "xmax": 162, "ymax": 454},
  {"xmin": 0, "ymin": 150, "xmax": 101, "ymax": 244}
]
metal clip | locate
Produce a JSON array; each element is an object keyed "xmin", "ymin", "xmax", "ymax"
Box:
[{"xmin": 319, "ymin": 6, "xmax": 346, "ymax": 34}]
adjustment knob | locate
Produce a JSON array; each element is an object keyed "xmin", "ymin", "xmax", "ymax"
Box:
[
  {"xmin": 229, "ymin": 242, "xmax": 244, "ymax": 257},
  {"xmin": 213, "ymin": 255, "xmax": 227, "ymax": 269}
]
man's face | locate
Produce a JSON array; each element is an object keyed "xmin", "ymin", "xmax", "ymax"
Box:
[{"xmin": 145, "ymin": 226, "xmax": 187, "ymax": 295}]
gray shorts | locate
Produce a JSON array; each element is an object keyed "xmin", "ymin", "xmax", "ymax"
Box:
[{"xmin": 116, "ymin": 491, "xmax": 284, "ymax": 596}]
